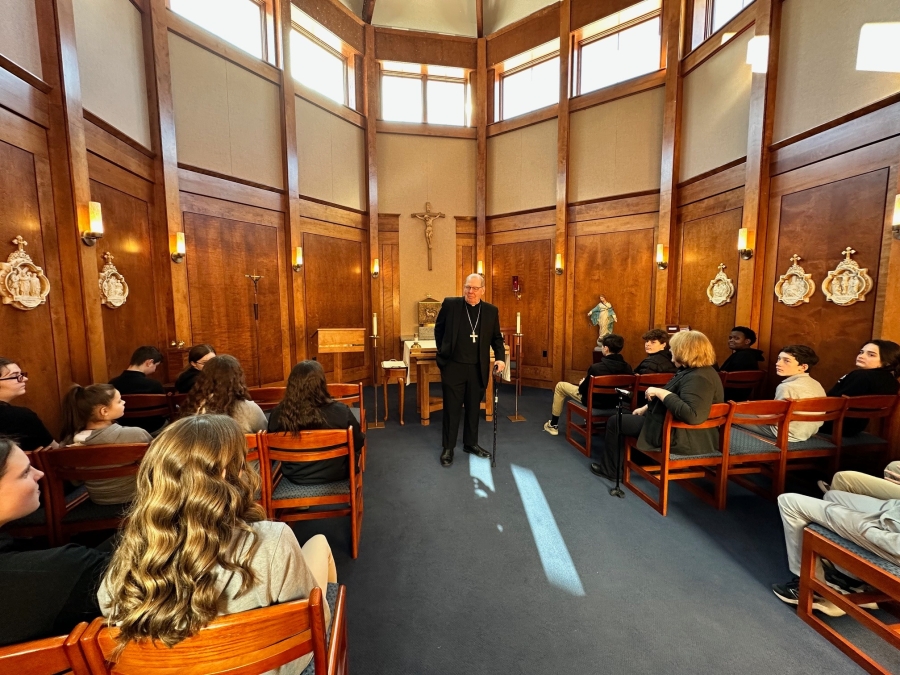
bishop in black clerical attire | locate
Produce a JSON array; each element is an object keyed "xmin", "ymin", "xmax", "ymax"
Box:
[{"xmin": 434, "ymin": 273, "xmax": 506, "ymax": 467}]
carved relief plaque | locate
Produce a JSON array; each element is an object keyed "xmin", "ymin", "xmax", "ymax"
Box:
[
  {"xmin": 0, "ymin": 236, "xmax": 50, "ymax": 310},
  {"xmin": 706, "ymin": 263, "xmax": 735, "ymax": 306},
  {"xmin": 821, "ymin": 247, "xmax": 873, "ymax": 307},
  {"xmin": 774, "ymin": 254, "xmax": 815, "ymax": 307},
  {"xmin": 99, "ymin": 252, "xmax": 129, "ymax": 309}
]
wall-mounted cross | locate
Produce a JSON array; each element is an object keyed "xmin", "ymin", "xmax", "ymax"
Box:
[{"xmin": 411, "ymin": 202, "xmax": 445, "ymax": 271}]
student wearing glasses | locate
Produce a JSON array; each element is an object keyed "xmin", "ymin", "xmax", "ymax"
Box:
[{"xmin": 0, "ymin": 358, "xmax": 56, "ymax": 450}]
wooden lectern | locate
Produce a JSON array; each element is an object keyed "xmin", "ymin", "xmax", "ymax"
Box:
[{"xmin": 313, "ymin": 328, "xmax": 366, "ymax": 383}]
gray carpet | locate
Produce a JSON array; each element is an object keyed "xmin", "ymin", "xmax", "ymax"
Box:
[{"xmin": 290, "ymin": 384, "xmax": 898, "ymax": 674}]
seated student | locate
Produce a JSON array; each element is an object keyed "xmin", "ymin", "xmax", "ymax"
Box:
[
  {"xmin": 720, "ymin": 326, "xmax": 765, "ymax": 371},
  {"xmin": 0, "ymin": 437, "xmax": 110, "ymax": 646},
  {"xmin": 180, "ymin": 355, "xmax": 267, "ymax": 433},
  {"xmin": 821, "ymin": 339, "xmax": 900, "ymax": 437},
  {"xmin": 109, "ymin": 346, "xmax": 166, "ymax": 434},
  {"xmin": 543, "ymin": 334, "xmax": 633, "ymax": 436},
  {"xmin": 99, "ymin": 415, "xmax": 336, "ymax": 673},
  {"xmin": 591, "ymin": 330, "xmax": 723, "ymax": 480},
  {"xmin": 771, "ymin": 489, "xmax": 900, "ymax": 617},
  {"xmin": 634, "ymin": 329, "xmax": 677, "ymax": 375},
  {"xmin": 61, "ymin": 384, "xmax": 152, "ymax": 505},
  {"xmin": 743, "ymin": 345, "xmax": 826, "ymax": 443},
  {"xmin": 268, "ymin": 360, "xmax": 364, "ymax": 485},
  {"xmin": 0, "ymin": 358, "xmax": 56, "ymax": 451},
  {"xmin": 818, "ymin": 460, "xmax": 900, "ymax": 500},
  {"xmin": 173, "ymin": 343, "xmax": 216, "ymax": 394}
]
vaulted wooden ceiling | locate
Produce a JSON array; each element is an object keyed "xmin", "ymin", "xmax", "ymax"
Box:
[{"xmin": 336, "ymin": 0, "xmax": 558, "ymax": 37}]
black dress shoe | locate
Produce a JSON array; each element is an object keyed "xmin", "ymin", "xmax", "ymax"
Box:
[
  {"xmin": 440, "ymin": 447, "xmax": 454, "ymax": 467},
  {"xmin": 463, "ymin": 444, "xmax": 491, "ymax": 459},
  {"xmin": 590, "ymin": 463, "xmax": 617, "ymax": 481}
]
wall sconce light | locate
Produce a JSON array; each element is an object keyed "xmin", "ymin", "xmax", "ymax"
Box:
[
  {"xmin": 371, "ymin": 257, "xmax": 380, "ymax": 278},
  {"xmin": 512, "ymin": 275, "xmax": 521, "ymax": 300},
  {"xmin": 554, "ymin": 253, "xmax": 563, "ymax": 275},
  {"xmin": 82, "ymin": 201, "xmax": 104, "ymax": 246},
  {"xmin": 656, "ymin": 244, "xmax": 668, "ymax": 270},
  {"xmin": 892, "ymin": 194, "xmax": 900, "ymax": 240},
  {"xmin": 477, "ymin": 260, "xmax": 484, "ymax": 275},
  {"xmin": 738, "ymin": 227, "xmax": 754, "ymax": 260},
  {"xmin": 170, "ymin": 232, "xmax": 186, "ymax": 263},
  {"xmin": 746, "ymin": 35, "xmax": 770, "ymax": 73},
  {"xmin": 293, "ymin": 246, "xmax": 303, "ymax": 272}
]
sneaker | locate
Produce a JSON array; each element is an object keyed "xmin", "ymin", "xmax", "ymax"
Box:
[
  {"xmin": 772, "ymin": 577, "xmax": 846, "ymax": 617},
  {"xmin": 543, "ymin": 421, "xmax": 559, "ymax": 436},
  {"xmin": 822, "ymin": 559, "xmax": 880, "ymax": 610}
]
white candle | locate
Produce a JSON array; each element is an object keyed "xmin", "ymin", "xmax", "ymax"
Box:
[
  {"xmin": 516, "ymin": 312, "xmax": 521, "ymax": 334},
  {"xmin": 373, "ymin": 312, "xmax": 378, "ymax": 337}
]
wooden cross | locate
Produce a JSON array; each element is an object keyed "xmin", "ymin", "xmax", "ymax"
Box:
[
  {"xmin": 411, "ymin": 202, "xmax": 445, "ymax": 271},
  {"xmin": 842, "ymin": 247, "xmax": 856, "ymax": 260},
  {"xmin": 11, "ymin": 235, "xmax": 26, "ymax": 251}
]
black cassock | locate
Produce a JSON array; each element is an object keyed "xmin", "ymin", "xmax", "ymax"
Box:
[{"xmin": 434, "ymin": 297, "xmax": 505, "ymax": 449}]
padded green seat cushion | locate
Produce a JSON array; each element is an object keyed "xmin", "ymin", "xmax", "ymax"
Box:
[
  {"xmin": 840, "ymin": 432, "xmax": 887, "ymax": 447},
  {"xmin": 807, "ymin": 524, "xmax": 900, "ymax": 577},
  {"xmin": 273, "ymin": 478, "xmax": 350, "ymax": 500},
  {"xmin": 728, "ymin": 428, "xmax": 778, "ymax": 455}
]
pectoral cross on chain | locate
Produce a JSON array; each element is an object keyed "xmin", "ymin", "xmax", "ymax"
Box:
[{"xmin": 470, "ymin": 331, "xmax": 478, "ymax": 343}]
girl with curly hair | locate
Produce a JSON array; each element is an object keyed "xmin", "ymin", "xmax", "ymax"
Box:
[
  {"xmin": 180, "ymin": 354, "xmax": 266, "ymax": 433},
  {"xmin": 99, "ymin": 415, "xmax": 336, "ymax": 672}
]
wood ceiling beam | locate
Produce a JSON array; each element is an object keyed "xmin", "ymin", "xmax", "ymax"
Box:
[
  {"xmin": 476, "ymin": 0, "xmax": 484, "ymax": 38},
  {"xmin": 362, "ymin": 0, "xmax": 376, "ymax": 24}
]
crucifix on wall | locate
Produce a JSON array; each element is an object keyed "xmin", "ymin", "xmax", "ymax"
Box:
[{"xmin": 411, "ymin": 202, "xmax": 445, "ymax": 271}]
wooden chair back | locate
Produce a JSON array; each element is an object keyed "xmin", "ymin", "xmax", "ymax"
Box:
[
  {"xmin": 327, "ymin": 382, "xmax": 367, "ymax": 443},
  {"xmin": 247, "ymin": 387, "xmax": 286, "ymax": 412},
  {"xmin": 0, "ymin": 623, "xmax": 90, "ymax": 675},
  {"xmin": 718, "ymin": 370, "xmax": 766, "ymax": 398},
  {"xmin": 120, "ymin": 394, "xmax": 170, "ymax": 420},
  {"xmin": 79, "ymin": 589, "xmax": 328, "ymax": 675},
  {"xmin": 724, "ymin": 399, "xmax": 792, "ymax": 498},
  {"xmin": 786, "ymin": 396, "xmax": 848, "ymax": 428},
  {"xmin": 841, "ymin": 394, "xmax": 898, "ymax": 424},
  {"xmin": 167, "ymin": 392, "xmax": 189, "ymax": 416},
  {"xmin": 586, "ymin": 374, "xmax": 636, "ymax": 410},
  {"xmin": 662, "ymin": 402, "xmax": 734, "ymax": 435},
  {"xmin": 632, "ymin": 373, "xmax": 675, "ymax": 408}
]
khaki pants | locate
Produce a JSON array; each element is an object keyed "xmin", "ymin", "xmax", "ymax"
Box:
[
  {"xmin": 301, "ymin": 534, "xmax": 338, "ymax": 596},
  {"xmin": 831, "ymin": 461, "xmax": 900, "ymax": 500},
  {"xmin": 552, "ymin": 381, "xmax": 581, "ymax": 416}
]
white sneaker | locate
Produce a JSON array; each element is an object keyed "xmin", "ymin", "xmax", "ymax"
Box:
[{"xmin": 543, "ymin": 421, "xmax": 559, "ymax": 436}]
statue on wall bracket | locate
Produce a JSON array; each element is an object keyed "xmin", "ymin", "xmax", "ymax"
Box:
[
  {"xmin": 774, "ymin": 254, "xmax": 815, "ymax": 307},
  {"xmin": 99, "ymin": 252, "xmax": 129, "ymax": 309},
  {"xmin": 411, "ymin": 202, "xmax": 445, "ymax": 271},
  {"xmin": 588, "ymin": 296, "xmax": 617, "ymax": 348},
  {"xmin": 0, "ymin": 236, "xmax": 50, "ymax": 310},
  {"xmin": 706, "ymin": 263, "xmax": 735, "ymax": 306},
  {"xmin": 821, "ymin": 247, "xmax": 873, "ymax": 307}
]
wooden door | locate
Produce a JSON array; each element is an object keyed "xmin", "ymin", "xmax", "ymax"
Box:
[{"xmin": 184, "ymin": 212, "xmax": 285, "ymax": 387}]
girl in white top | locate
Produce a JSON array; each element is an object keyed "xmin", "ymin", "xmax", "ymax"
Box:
[{"xmin": 99, "ymin": 415, "xmax": 336, "ymax": 674}]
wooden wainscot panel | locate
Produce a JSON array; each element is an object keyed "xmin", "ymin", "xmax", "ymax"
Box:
[
  {"xmin": 378, "ymin": 213, "xmax": 399, "ymax": 232},
  {"xmin": 489, "ymin": 238, "xmax": 553, "ymax": 381},
  {"xmin": 298, "ymin": 196, "xmax": 366, "ymax": 229},
  {"xmin": 90, "ymin": 179, "xmax": 164, "ymax": 381},
  {"xmin": 87, "ymin": 152, "xmax": 153, "ymax": 203},
  {"xmin": 178, "ymin": 167, "xmax": 283, "ymax": 212},
  {"xmin": 302, "ymin": 232, "xmax": 368, "ymax": 380},
  {"xmin": 572, "ymin": 212, "xmax": 658, "ymax": 237},
  {"xmin": 567, "ymin": 191, "xmax": 660, "ymax": 222},
  {"xmin": 0, "ymin": 65, "xmax": 49, "ymax": 128},
  {"xmin": 487, "ymin": 208, "xmax": 555, "ymax": 233},
  {"xmin": 84, "ymin": 116, "xmax": 154, "ymax": 182},
  {"xmin": 567, "ymin": 228, "xmax": 655, "ymax": 379},
  {"xmin": 676, "ymin": 207, "xmax": 742, "ymax": 356},
  {"xmin": 183, "ymin": 211, "xmax": 287, "ymax": 386},
  {"xmin": 760, "ymin": 169, "xmax": 889, "ymax": 398},
  {"xmin": 677, "ymin": 159, "xmax": 746, "ymax": 207},
  {"xmin": 678, "ymin": 186, "xmax": 744, "ymax": 223},
  {"xmin": 379, "ymin": 230, "xmax": 401, "ymax": 362},
  {"xmin": 180, "ymin": 191, "xmax": 283, "ymax": 228}
]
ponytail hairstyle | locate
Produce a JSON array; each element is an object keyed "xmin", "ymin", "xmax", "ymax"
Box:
[
  {"xmin": 180, "ymin": 355, "xmax": 249, "ymax": 419},
  {"xmin": 868, "ymin": 339, "xmax": 900, "ymax": 378},
  {"xmin": 102, "ymin": 415, "xmax": 263, "ymax": 655},
  {"xmin": 60, "ymin": 384, "xmax": 117, "ymax": 440}
]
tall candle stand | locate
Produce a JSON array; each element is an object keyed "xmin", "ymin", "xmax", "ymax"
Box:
[
  {"xmin": 369, "ymin": 333, "xmax": 385, "ymax": 429},
  {"xmin": 507, "ymin": 332, "xmax": 526, "ymax": 422}
]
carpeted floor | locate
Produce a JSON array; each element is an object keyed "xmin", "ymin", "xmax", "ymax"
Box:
[{"xmin": 290, "ymin": 384, "xmax": 898, "ymax": 674}]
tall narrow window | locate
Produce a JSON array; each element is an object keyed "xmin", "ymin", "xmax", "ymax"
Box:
[
  {"xmin": 290, "ymin": 7, "xmax": 355, "ymax": 107},
  {"xmin": 380, "ymin": 62, "xmax": 468, "ymax": 126},
  {"xmin": 496, "ymin": 39, "xmax": 560, "ymax": 121},
  {"xmin": 711, "ymin": 0, "xmax": 754, "ymax": 35},
  {"xmin": 575, "ymin": 0, "xmax": 662, "ymax": 96},
  {"xmin": 170, "ymin": 0, "xmax": 266, "ymax": 59}
]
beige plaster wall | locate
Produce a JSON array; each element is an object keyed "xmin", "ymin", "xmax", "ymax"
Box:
[
  {"xmin": 569, "ymin": 87, "xmax": 664, "ymax": 202},
  {"xmin": 296, "ymin": 97, "xmax": 366, "ymax": 211},
  {"xmin": 680, "ymin": 29, "xmax": 752, "ymax": 180},
  {"xmin": 169, "ymin": 33, "xmax": 284, "ymax": 188},
  {"xmin": 73, "ymin": 0, "xmax": 152, "ymax": 148},
  {"xmin": 376, "ymin": 133, "xmax": 476, "ymax": 336},
  {"xmin": 774, "ymin": 0, "xmax": 900, "ymax": 143},
  {"xmin": 0, "ymin": 0, "xmax": 42, "ymax": 77},
  {"xmin": 487, "ymin": 118, "xmax": 557, "ymax": 215}
]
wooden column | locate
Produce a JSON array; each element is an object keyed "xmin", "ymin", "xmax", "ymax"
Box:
[
  {"xmin": 364, "ymin": 24, "xmax": 381, "ymax": 381},
  {"xmin": 655, "ymin": 0, "xmax": 687, "ymax": 327},
  {"xmin": 35, "ymin": 0, "xmax": 107, "ymax": 384},
  {"xmin": 553, "ymin": 0, "xmax": 571, "ymax": 381},
  {"xmin": 740, "ymin": 0, "xmax": 780, "ymax": 329},
  {"xmin": 277, "ymin": 0, "xmax": 304, "ymax": 364},
  {"xmin": 475, "ymin": 38, "xmax": 487, "ymax": 276},
  {"xmin": 147, "ymin": 0, "xmax": 191, "ymax": 348}
]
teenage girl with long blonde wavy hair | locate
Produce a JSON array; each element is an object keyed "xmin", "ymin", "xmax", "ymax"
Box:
[{"xmin": 99, "ymin": 415, "xmax": 336, "ymax": 673}]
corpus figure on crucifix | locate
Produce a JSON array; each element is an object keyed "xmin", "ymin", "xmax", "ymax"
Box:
[{"xmin": 411, "ymin": 202, "xmax": 445, "ymax": 271}]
